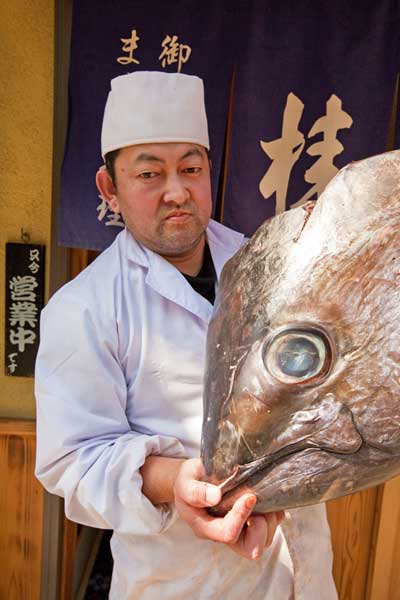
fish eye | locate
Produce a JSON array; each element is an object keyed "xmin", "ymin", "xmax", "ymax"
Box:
[{"xmin": 264, "ymin": 328, "xmax": 331, "ymax": 384}]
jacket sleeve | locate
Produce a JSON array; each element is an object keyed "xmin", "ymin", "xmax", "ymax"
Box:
[{"xmin": 35, "ymin": 292, "xmax": 186, "ymax": 535}]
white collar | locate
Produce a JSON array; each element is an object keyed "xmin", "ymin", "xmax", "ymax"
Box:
[{"xmin": 120, "ymin": 220, "xmax": 245, "ymax": 322}]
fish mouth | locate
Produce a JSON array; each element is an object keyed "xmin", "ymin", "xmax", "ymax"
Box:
[
  {"xmin": 216, "ymin": 438, "xmax": 357, "ymax": 497},
  {"xmin": 209, "ymin": 437, "xmax": 400, "ymax": 517},
  {"xmin": 207, "ymin": 441, "xmax": 363, "ymax": 517},
  {"xmin": 205, "ymin": 402, "xmax": 365, "ymax": 512}
]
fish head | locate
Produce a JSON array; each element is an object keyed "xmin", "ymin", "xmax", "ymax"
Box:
[{"xmin": 201, "ymin": 151, "xmax": 400, "ymax": 514}]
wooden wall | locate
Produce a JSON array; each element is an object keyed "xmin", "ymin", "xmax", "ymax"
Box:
[
  {"xmin": 328, "ymin": 488, "xmax": 380, "ymax": 599},
  {"xmin": 326, "ymin": 478, "xmax": 400, "ymax": 600},
  {"xmin": 0, "ymin": 420, "xmax": 44, "ymax": 600},
  {"xmin": 368, "ymin": 477, "xmax": 400, "ymax": 600}
]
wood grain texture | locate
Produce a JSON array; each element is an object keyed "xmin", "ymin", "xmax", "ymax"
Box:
[
  {"xmin": 59, "ymin": 517, "xmax": 78, "ymax": 600},
  {"xmin": 327, "ymin": 487, "xmax": 379, "ymax": 600},
  {"xmin": 70, "ymin": 249, "xmax": 99, "ymax": 279},
  {"xmin": 388, "ymin": 496, "xmax": 400, "ymax": 600},
  {"xmin": 367, "ymin": 476, "xmax": 400, "ymax": 600},
  {"xmin": 0, "ymin": 420, "xmax": 44, "ymax": 600}
]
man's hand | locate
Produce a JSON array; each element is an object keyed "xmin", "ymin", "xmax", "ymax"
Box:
[{"xmin": 174, "ymin": 458, "xmax": 284, "ymax": 560}]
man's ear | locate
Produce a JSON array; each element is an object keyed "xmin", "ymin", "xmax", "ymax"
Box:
[{"xmin": 96, "ymin": 167, "xmax": 121, "ymax": 213}]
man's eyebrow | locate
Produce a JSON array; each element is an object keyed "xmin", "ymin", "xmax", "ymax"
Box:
[
  {"xmin": 133, "ymin": 153, "xmax": 165, "ymax": 164},
  {"xmin": 180, "ymin": 148, "xmax": 204, "ymax": 160},
  {"xmin": 133, "ymin": 147, "xmax": 204, "ymax": 164}
]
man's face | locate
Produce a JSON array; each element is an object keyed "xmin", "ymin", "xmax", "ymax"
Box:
[{"xmin": 104, "ymin": 142, "xmax": 212, "ymax": 258}]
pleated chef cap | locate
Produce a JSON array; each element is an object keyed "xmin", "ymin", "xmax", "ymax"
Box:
[{"xmin": 101, "ymin": 71, "xmax": 210, "ymax": 158}]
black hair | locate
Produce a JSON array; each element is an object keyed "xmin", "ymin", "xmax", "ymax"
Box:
[{"xmin": 104, "ymin": 148, "xmax": 121, "ymax": 187}]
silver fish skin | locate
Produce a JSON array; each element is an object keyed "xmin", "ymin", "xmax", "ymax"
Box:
[{"xmin": 201, "ymin": 150, "xmax": 400, "ymax": 516}]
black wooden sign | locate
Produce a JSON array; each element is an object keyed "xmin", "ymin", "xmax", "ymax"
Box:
[{"xmin": 5, "ymin": 243, "xmax": 45, "ymax": 376}]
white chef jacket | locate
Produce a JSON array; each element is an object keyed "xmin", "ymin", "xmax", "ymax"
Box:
[{"xmin": 35, "ymin": 220, "xmax": 337, "ymax": 600}]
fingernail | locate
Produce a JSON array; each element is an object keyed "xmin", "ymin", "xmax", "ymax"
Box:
[
  {"xmin": 205, "ymin": 485, "xmax": 220, "ymax": 506},
  {"xmin": 251, "ymin": 547, "xmax": 261, "ymax": 560},
  {"xmin": 245, "ymin": 495, "xmax": 256, "ymax": 510}
]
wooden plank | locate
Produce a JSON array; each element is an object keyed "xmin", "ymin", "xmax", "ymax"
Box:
[
  {"xmin": 70, "ymin": 249, "xmax": 90, "ymax": 279},
  {"xmin": 0, "ymin": 420, "xmax": 44, "ymax": 600},
  {"xmin": 388, "ymin": 501, "xmax": 400, "ymax": 600},
  {"xmin": 70, "ymin": 248, "xmax": 99, "ymax": 279},
  {"xmin": 327, "ymin": 487, "xmax": 379, "ymax": 600},
  {"xmin": 59, "ymin": 517, "xmax": 79, "ymax": 600},
  {"xmin": 367, "ymin": 476, "xmax": 400, "ymax": 600},
  {"xmin": 0, "ymin": 418, "xmax": 36, "ymax": 436}
]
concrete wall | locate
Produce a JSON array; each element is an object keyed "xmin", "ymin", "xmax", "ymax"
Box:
[{"xmin": 0, "ymin": 0, "xmax": 54, "ymax": 418}]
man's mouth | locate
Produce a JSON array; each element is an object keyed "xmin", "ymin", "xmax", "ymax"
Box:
[{"xmin": 164, "ymin": 211, "xmax": 192, "ymax": 223}]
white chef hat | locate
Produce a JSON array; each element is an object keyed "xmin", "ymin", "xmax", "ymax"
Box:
[{"xmin": 101, "ymin": 71, "xmax": 210, "ymax": 158}]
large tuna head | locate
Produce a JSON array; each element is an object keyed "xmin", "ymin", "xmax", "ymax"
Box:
[{"xmin": 201, "ymin": 151, "xmax": 400, "ymax": 515}]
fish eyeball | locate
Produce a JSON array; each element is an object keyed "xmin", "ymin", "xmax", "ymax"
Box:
[{"xmin": 264, "ymin": 328, "xmax": 331, "ymax": 384}]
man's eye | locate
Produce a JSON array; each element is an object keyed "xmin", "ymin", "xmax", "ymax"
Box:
[
  {"xmin": 263, "ymin": 328, "xmax": 332, "ymax": 384},
  {"xmin": 139, "ymin": 171, "xmax": 157, "ymax": 179},
  {"xmin": 183, "ymin": 167, "xmax": 201, "ymax": 174}
]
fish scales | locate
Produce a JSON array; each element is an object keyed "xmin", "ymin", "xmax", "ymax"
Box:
[{"xmin": 201, "ymin": 151, "xmax": 400, "ymax": 515}]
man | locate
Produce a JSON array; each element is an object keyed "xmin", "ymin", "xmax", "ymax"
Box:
[{"xmin": 35, "ymin": 71, "xmax": 337, "ymax": 599}]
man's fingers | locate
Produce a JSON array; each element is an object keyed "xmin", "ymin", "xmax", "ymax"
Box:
[
  {"xmin": 205, "ymin": 493, "xmax": 256, "ymax": 544},
  {"xmin": 176, "ymin": 492, "xmax": 257, "ymax": 544},
  {"xmin": 174, "ymin": 458, "xmax": 221, "ymax": 508},
  {"xmin": 229, "ymin": 510, "xmax": 286, "ymax": 560},
  {"xmin": 276, "ymin": 510, "xmax": 285, "ymax": 524},
  {"xmin": 176, "ymin": 457, "xmax": 206, "ymax": 482},
  {"xmin": 174, "ymin": 459, "xmax": 274, "ymax": 551},
  {"xmin": 242, "ymin": 514, "xmax": 269, "ymax": 559},
  {"xmin": 178, "ymin": 479, "xmax": 221, "ymax": 508},
  {"xmin": 218, "ymin": 494, "xmax": 257, "ymax": 544},
  {"xmin": 264, "ymin": 510, "xmax": 285, "ymax": 548},
  {"xmin": 263, "ymin": 513, "xmax": 278, "ymax": 549},
  {"xmin": 175, "ymin": 456, "xmax": 286, "ymax": 559}
]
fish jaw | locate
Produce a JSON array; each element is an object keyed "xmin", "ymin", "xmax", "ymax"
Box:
[
  {"xmin": 209, "ymin": 445, "xmax": 400, "ymax": 516},
  {"xmin": 203, "ymin": 391, "xmax": 364, "ymax": 508}
]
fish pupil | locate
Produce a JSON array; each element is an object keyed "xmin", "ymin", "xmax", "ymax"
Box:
[{"xmin": 276, "ymin": 337, "xmax": 320, "ymax": 377}]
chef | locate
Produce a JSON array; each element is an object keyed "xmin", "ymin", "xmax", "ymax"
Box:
[{"xmin": 35, "ymin": 71, "xmax": 337, "ymax": 599}]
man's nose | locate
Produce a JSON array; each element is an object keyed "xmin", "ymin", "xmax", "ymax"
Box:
[{"xmin": 162, "ymin": 173, "xmax": 189, "ymax": 204}]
